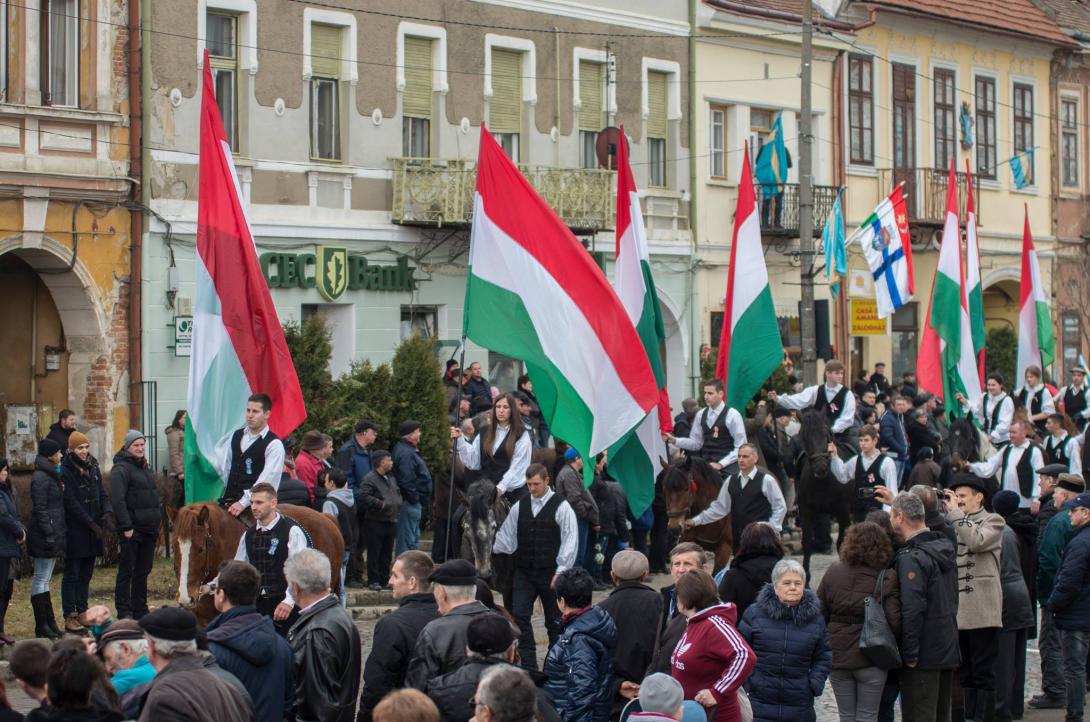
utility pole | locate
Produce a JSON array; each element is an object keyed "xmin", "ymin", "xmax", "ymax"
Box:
[{"xmin": 798, "ymin": 0, "xmax": 818, "ymax": 385}]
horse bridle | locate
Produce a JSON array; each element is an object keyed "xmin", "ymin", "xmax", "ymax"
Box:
[
  {"xmin": 191, "ymin": 525, "xmax": 219, "ymax": 603},
  {"xmin": 666, "ymin": 481, "xmax": 699, "ymax": 519}
]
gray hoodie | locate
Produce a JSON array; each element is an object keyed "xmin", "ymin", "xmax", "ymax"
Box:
[{"xmin": 322, "ymin": 487, "xmax": 355, "ymax": 517}]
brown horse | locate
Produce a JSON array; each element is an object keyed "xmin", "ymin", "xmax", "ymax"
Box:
[
  {"xmin": 660, "ymin": 455, "xmax": 733, "ymax": 571},
  {"xmin": 172, "ymin": 502, "xmax": 345, "ymax": 624}
]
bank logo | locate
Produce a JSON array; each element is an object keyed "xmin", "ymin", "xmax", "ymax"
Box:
[{"xmin": 316, "ymin": 246, "xmax": 349, "ymax": 301}]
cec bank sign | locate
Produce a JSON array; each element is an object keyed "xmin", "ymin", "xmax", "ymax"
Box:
[{"xmin": 259, "ymin": 246, "xmax": 417, "ymax": 302}]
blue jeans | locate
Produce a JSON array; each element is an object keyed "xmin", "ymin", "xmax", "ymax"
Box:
[
  {"xmin": 1061, "ymin": 628, "xmax": 1090, "ymax": 722},
  {"xmin": 32, "ymin": 557, "xmax": 57, "ymax": 595},
  {"xmin": 576, "ymin": 519, "xmax": 590, "ymax": 572},
  {"xmin": 395, "ymin": 502, "xmax": 422, "ymax": 555}
]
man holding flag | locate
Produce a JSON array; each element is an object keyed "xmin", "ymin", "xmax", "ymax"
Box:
[{"xmin": 219, "ymin": 394, "xmax": 286, "ymax": 518}]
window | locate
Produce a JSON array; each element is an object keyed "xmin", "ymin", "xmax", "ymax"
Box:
[
  {"xmin": 310, "ymin": 24, "xmax": 341, "ymax": 161},
  {"xmin": 1, "ymin": 0, "xmax": 7, "ymax": 102},
  {"xmin": 890, "ymin": 302, "xmax": 918, "ymax": 378},
  {"xmin": 647, "ymin": 70, "xmax": 668, "ymax": 187},
  {"xmin": 44, "ymin": 0, "xmax": 79, "ymax": 107},
  {"xmin": 975, "ymin": 76, "xmax": 997, "ymax": 179},
  {"xmin": 402, "ymin": 36, "xmax": 432, "ymax": 158},
  {"xmin": 488, "ymin": 352, "xmax": 523, "ymax": 393},
  {"xmin": 578, "ymin": 60, "xmax": 604, "ymax": 169},
  {"xmin": 1013, "ymin": 83, "xmax": 1034, "ymax": 185},
  {"xmin": 490, "ymin": 48, "xmax": 522, "ymax": 162},
  {"xmin": 848, "ymin": 54, "xmax": 873, "ymax": 165},
  {"xmin": 709, "ymin": 105, "xmax": 726, "ymax": 179},
  {"xmin": 934, "ymin": 69, "xmax": 955, "ymax": 169},
  {"xmin": 1064, "ymin": 313, "xmax": 1081, "ymax": 373},
  {"xmin": 303, "ymin": 304, "xmax": 356, "ymax": 377},
  {"xmin": 400, "ymin": 306, "xmax": 437, "ymax": 339},
  {"xmin": 207, "ymin": 12, "xmax": 238, "ymax": 152},
  {"xmin": 1062, "ymin": 98, "xmax": 1079, "ymax": 189}
]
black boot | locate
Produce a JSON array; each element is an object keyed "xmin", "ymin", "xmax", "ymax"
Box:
[
  {"xmin": 31, "ymin": 593, "xmax": 58, "ymax": 640},
  {"xmin": 44, "ymin": 594, "xmax": 63, "ymax": 638},
  {"xmin": 976, "ymin": 690, "xmax": 997, "ymax": 722}
]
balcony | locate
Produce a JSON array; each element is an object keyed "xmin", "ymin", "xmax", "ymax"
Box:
[
  {"xmin": 391, "ymin": 158, "xmax": 614, "ymax": 233},
  {"xmin": 754, "ymin": 182, "xmax": 842, "ymax": 238},
  {"xmin": 877, "ymin": 167, "xmax": 981, "ymax": 226}
]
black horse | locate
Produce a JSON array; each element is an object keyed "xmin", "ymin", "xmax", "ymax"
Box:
[{"xmin": 794, "ymin": 410, "xmax": 853, "ymax": 579}]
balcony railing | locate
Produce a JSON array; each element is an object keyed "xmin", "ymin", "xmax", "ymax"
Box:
[
  {"xmin": 391, "ymin": 158, "xmax": 614, "ymax": 232},
  {"xmin": 754, "ymin": 182, "xmax": 842, "ymax": 237},
  {"xmin": 877, "ymin": 167, "xmax": 981, "ymax": 226}
]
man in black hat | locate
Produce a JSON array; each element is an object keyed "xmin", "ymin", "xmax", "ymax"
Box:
[
  {"xmin": 137, "ymin": 607, "xmax": 254, "ymax": 722},
  {"xmin": 426, "ymin": 613, "xmax": 521, "ymax": 722},
  {"xmin": 405, "ymin": 558, "xmax": 492, "ymax": 688},
  {"xmin": 393, "ymin": 420, "xmax": 432, "ymax": 555},
  {"xmin": 1055, "ymin": 366, "xmax": 1090, "ymax": 433},
  {"xmin": 1043, "ymin": 413, "xmax": 1082, "ymax": 474},
  {"xmin": 1033, "ymin": 463, "xmax": 1069, "ymax": 529},
  {"xmin": 219, "ymin": 392, "xmax": 285, "ymax": 518}
]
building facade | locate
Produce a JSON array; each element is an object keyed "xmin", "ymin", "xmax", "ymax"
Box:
[
  {"xmin": 143, "ymin": 0, "xmax": 694, "ymax": 453},
  {"xmin": 0, "ymin": 0, "xmax": 137, "ymax": 466}
]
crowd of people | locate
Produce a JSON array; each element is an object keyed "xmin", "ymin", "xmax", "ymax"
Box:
[{"xmin": 0, "ymin": 355, "xmax": 1087, "ymax": 722}]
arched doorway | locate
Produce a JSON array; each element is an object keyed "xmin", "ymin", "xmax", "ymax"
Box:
[{"xmin": 982, "ymin": 278, "xmax": 1020, "ymax": 334}]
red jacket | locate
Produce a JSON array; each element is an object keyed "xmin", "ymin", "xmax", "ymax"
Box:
[
  {"xmin": 671, "ymin": 603, "xmax": 755, "ymax": 722},
  {"xmin": 294, "ymin": 452, "xmax": 326, "ymax": 503}
]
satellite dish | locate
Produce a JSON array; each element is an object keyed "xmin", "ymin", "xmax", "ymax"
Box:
[{"xmin": 595, "ymin": 127, "xmax": 626, "ymax": 170}]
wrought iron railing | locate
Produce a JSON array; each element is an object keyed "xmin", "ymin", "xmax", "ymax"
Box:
[
  {"xmin": 754, "ymin": 182, "xmax": 842, "ymax": 237},
  {"xmin": 877, "ymin": 167, "xmax": 980, "ymax": 226},
  {"xmin": 391, "ymin": 158, "xmax": 614, "ymax": 232}
]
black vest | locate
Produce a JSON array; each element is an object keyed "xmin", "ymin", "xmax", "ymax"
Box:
[
  {"xmin": 1065, "ymin": 386, "xmax": 1088, "ymax": 430},
  {"xmin": 1044, "ymin": 435, "xmax": 1074, "ymax": 470},
  {"xmin": 244, "ymin": 514, "xmax": 307, "ymax": 606},
  {"xmin": 480, "ymin": 432, "xmax": 516, "ymax": 484},
  {"xmin": 1000, "ymin": 444, "xmax": 1041, "ymax": 499},
  {"xmin": 813, "ymin": 386, "xmax": 849, "ymax": 427},
  {"xmin": 727, "ymin": 470, "xmax": 772, "ymax": 544},
  {"xmin": 515, "ymin": 493, "xmax": 564, "ymax": 570},
  {"xmin": 698, "ymin": 408, "xmax": 735, "ymax": 463},
  {"xmin": 853, "ymin": 453, "xmax": 887, "ymax": 515},
  {"xmin": 222, "ymin": 429, "xmax": 279, "ymax": 505},
  {"xmin": 328, "ymin": 496, "xmax": 358, "ymax": 549},
  {"xmin": 982, "ymin": 395, "xmax": 1008, "ymax": 435}
]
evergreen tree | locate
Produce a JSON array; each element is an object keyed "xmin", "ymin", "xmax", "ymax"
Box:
[
  {"xmin": 986, "ymin": 326, "xmax": 1017, "ymax": 389},
  {"xmin": 389, "ymin": 335, "xmax": 450, "ymax": 473},
  {"xmin": 327, "ymin": 361, "xmax": 394, "ymax": 449},
  {"xmin": 283, "ymin": 316, "xmax": 334, "ymax": 435}
]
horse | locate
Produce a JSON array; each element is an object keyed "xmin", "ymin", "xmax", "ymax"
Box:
[
  {"xmin": 460, "ymin": 478, "xmax": 514, "ymax": 604},
  {"xmin": 659, "ymin": 455, "xmax": 733, "ymax": 571},
  {"xmin": 794, "ymin": 410, "xmax": 853, "ymax": 580},
  {"xmin": 172, "ymin": 502, "xmax": 345, "ymax": 625}
]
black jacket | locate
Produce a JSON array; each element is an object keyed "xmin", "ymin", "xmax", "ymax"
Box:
[
  {"xmin": 276, "ymin": 475, "xmax": 311, "ymax": 508},
  {"xmin": 999, "ymin": 526, "xmax": 1034, "ymax": 632},
  {"xmin": 0, "ymin": 482, "xmax": 24, "ymax": 559},
  {"xmin": 597, "ymin": 582, "xmax": 662, "ymax": 684},
  {"xmin": 392, "ymin": 440, "xmax": 432, "ymax": 506},
  {"xmin": 405, "ymin": 601, "xmax": 492, "ymax": 689},
  {"xmin": 359, "ymin": 470, "xmax": 402, "ymax": 524},
  {"xmin": 359, "ymin": 593, "xmax": 439, "ymax": 722},
  {"xmin": 1048, "ymin": 522, "xmax": 1090, "ymax": 631},
  {"xmin": 1036, "ymin": 491, "xmax": 1059, "ymax": 538},
  {"xmin": 27, "ymin": 705, "xmax": 122, "ymax": 722},
  {"xmin": 647, "ymin": 612, "xmax": 686, "ymax": 676},
  {"xmin": 894, "ymin": 530, "xmax": 960, "ymax": 669},
  {"xmin": 717, "ymin": 552, "xmax": 782, "ymax": 619},
  {"xmin": 206, "ymin": 605, "xmax": 294, "ymax": 722},
  {"xmin": 60, "ymin": 453, "xmax": 111, "ymax": 558},
  {"xmin": 288, "ymin": 595, "xmax": 362, "ymax": 722},
  {"xmin": 28, "ymin": 455, "xmax": 66, "ymax": 559},
  {"xmin": 109, "ymin": 451, "xmax": 161, "ymax": 536},
  {"xmin": 426, "ymin": 656, "xmax": 557, "ymax": 722},
  {"xmin": 591, "ymin": 479, "xmax": 630, "ymax": 540},
  {"xmin": 46, "ymin": 422, "xmax": 73, "ymax": 451},
  {"xmin": 1004, "ymin": 509, "xmax": 1039, "ymax": 612}
]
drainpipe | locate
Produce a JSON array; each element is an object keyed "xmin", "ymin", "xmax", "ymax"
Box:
[
  {"xmin": 127, "ymin": 0, "xmax": 145, "ymax": 430},
  {"xmin": 688, "ymin": 0, "xmax": 699, "ymax": 396},
  {"xmin": 554, "ymin": 27, "xmax": 562, "ymax": 167}
]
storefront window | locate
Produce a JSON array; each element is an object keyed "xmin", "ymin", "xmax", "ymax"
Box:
[
  {"xmin": 400, "ymin": 306, "xmax": 437, "ymax": 339},
  {"xmin": 891, "ymin": 302, "xmax": 918, "ymax": 378},
  {"xmin": 488, "ymin": 352, "xmax": 522, "ymax": 393}
]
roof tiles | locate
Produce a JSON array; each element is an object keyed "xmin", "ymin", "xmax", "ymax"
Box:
[{"xmin": 867, "ymin": 0, "xmax": 1075, "ymax": 45}]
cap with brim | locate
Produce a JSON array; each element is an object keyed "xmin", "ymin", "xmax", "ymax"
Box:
[
  {"xmin": 1070, "ymin": 367, "xmax": 1089, "ymax": 376},
  {"xmin": 1064, "ymin": 492, "xmax": 1090, "ymax": 510},
  {"xmin": 399, "ymin": 420, "xmax": 422, "ymax": 437},
  {"xmin": 1038, "ymin": 464, "xmax": 1068, "ymax": 479},
  {"xmin": 97, "ymin": 620, "xmax": 145, "ymax": 650},
  {"xmin": 948, "ymin": 474, "xmax": 988, "ymax": 495},
  {"xmin": 1058, "ymin": 473, "xmax": 1086, "ymax": 494},
  {"xmin": 427, "ymin": 559, "xmax": 478, "ymax": 586},
  {"xmin": 138, "ymin": 607, "xmax": 197, "ymax": 642},
  {"xmin": 611, "ymin": 549, "xmax": 649, "ymax": 581}
]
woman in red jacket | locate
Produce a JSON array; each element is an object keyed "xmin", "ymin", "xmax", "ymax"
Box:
[{"xmin": 670, "ymin": 570, "xmax": 756, "ymax": 722}]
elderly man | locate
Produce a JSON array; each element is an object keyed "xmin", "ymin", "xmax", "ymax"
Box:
[
  {"xmin": 1033, "ymin": 463, "xmax": 1068, "ymax": 522},
  {"xmin": 598, "ymin": 550, "xmax": 663, "ymax": 710},
  {"xmin": 647, "ymin": 542, "xmax": 712, "ymax": 675},
  {"xmin": 137, "ymin": 607, "xmax": 254, "ymax": 722},
  {"xmin": 473, "ymin": 665, "xmax": 540, "ymax": 722},
  {"xmin": 99, "ymin": 619, "xmax": 156, "ymax": 694}
]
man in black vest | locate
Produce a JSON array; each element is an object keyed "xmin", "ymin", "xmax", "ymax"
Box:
[
  {"xmin": 225, "ymin": 482, "xmax": 311, "ymax": 635},
  {"xmin": 768, "ymin": 360, "xmax": 859, "ymax": 454},
  {"xmin": 1015, "ymin": 365, "xmax": 1055, "ymax": 437},
  {"xmin": 1055, "ymin": 365, "xmax": 1090, "ymax": 433},
  {"xmin": 492, "ymin": 463, "xmax": 577, "ymax": 669},
  {"xmin": 966, "ymin": 419, "xmax": 1046, "ymax": 509},
  {"xmin": 1044, "ymin": 413, "xmax": 1082, "ymax": 474},
  {"xmin": 683, "ymin": 443, "xmax": 786, "ymax": 544},
  {"xmin": 664, "ymin": 379, "xmax": 747, "ymax": 474},
  {"xmin": 829, "ymin": 424, "xmax": 900, "ymax": 522},
  {"xmin": 219, "ymin": 393, "xmax": 286, "ymax": 519}
]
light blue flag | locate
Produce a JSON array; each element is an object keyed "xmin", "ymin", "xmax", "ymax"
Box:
[
  {"xmin": 754, "ymin": 113, "xmax": 788, "ymax": 195},
  {"xmin": 1010, "ymin": 149, "xmax": 1034, "ymax": 189},
  {"xmin": 823, "ymin": 189, "xmax": 847, "ymax": 297}
]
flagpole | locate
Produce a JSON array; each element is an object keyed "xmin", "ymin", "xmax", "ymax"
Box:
[{"xmin": 444, "ymin": 335, "xmax": 468, "ymax": 563}]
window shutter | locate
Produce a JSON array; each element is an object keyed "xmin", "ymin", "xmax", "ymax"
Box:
[
  {"xmin": 647, "ymin": 71, "xmax": 668, "ymax": 139},
  {"xmin": 490, "ymin": 49, "xmax": 522, "ymax": 134},
  {"xmin": 402, "ymin": 36, "xmax": 432, "ymax": 118},
  {"xmin": 579, "ymin": 61, "xmax": 603, "ymax": 131},
  {"xmin": 311, "ymin": 24, "xmax": 342, "ymax": 79}
]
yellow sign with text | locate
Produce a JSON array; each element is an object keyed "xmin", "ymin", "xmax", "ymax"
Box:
[{"xmin": 851, "ymin": 299, "xmax": 887, "ymax": 336}]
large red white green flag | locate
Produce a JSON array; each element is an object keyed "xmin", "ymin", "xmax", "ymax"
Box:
[
  {"xmin": 184, "ymin": 52, "xmax": 306, "ymax": 503},
  {"xmin": 964, "ymin": 163, "xmax": 986, "ymax": 381},
  {"xmin": 464, "ymin": 127, "xmax": 658, "ymax": 480},
  {"xmin": 607, "ymin": 128, "xmax": 670, "ymax": 514},
  {"xmin": 1016, "ymin": 208, "xmax": 1055, "ymax": 380}
]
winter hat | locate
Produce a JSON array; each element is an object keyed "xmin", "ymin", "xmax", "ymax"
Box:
[
  {"xmin": 123, "ymin": 430, "xmax": 145, "ymax": 450},
  {"xmin": 301, "ymin": 430, "xmax": 327, "ymax": 453},
  {"xmin": 639, "ymin": 674, "xmax": 684, "ymax": 716},
  {"xmin": 427, "ymin": 559, "xmax": 477, "ymax": 587},
  {"xmin": 992, "ymin": 490, "xmax": 1021, "ymax": 518},
  {"xmin": 399, "ymin": 420, "xmax": 422, "ymax": 437},
  {"xmin": 465, "ymin": 613, "xmax": 515, "ymax": 656},
  {"xmin": 67, "ymin": 431, "xmax": 89, "ymax": 450},
  {"xmin": 564, "ymin": 447, "xmax": 581, "ymax": 461},
  {"xmin": 37, "ymin": 439, "xmax": 61, "ymax": 458},
  {"xmin": 1058, "ymin": 473, "xmax": 1086, "ymax": 494},
  {"xmin": 611, "ymin": 549, "xmax": 649, "ymax": 581},
  {"xmin": 138, "ymin": 607, "xmax": 197, "ymax": 641}
]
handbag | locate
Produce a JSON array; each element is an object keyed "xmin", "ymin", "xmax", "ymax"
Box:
[{"xmin": 859, "ymin": 568, "xmax": 902, "ymax": 670}]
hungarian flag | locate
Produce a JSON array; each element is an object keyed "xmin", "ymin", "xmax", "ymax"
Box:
[
  {"xmin": 918, "ymin": 158, "xmax": 980, "ymax": 417},
  {"xmin": 184, "ymin": 52, "xmax": 307, "ymax": 503},
  {"xmin": 964, "ymin": 162, "xmax": 986, "ymax": 381},
  {"xmin": 1016, "ymin": 208, "xmax": 1055, "ymax": 381},
  {"xmin": 606, "ymin": 128, "xmax": 670, "ymax": 514},
  {"xmin": 464, "ymin": 127, "xmax": 658, "ymax": 484},
  {"xmin": 849, "ymin": 185, "xmax": 915, "ymax": 318},
  {"xmin": 716, "ymin": 148, "xmax": 784, "ymax": 411}
]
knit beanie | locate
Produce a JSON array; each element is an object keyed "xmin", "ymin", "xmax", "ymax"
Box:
[
  {"xmin": 37, "ymin": 439, "xmax": 61, "ymax": 458},
  {"xmin": 123, "ymin": 430, "xmax": 145, "ymax": 450},
  {"xmin": 67, "ymin": 431, "xmax": 90, "ymax": 450}
]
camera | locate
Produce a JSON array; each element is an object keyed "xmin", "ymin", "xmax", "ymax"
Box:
[{"xmin": 857, "ymin": 487, "xmax": 879, "ymax": 500}]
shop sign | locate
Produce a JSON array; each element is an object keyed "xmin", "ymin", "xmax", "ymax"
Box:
[
  {"xmin": 259, "ymin": 249, "xmax": 416, "ymax": 301},
  {"xmin": 850, "ymin": 299, "xmax": 886, "ymax": 336},
  {"xmin": 174, "ymin": 316, "xmax": 193, "ymax": 356}
]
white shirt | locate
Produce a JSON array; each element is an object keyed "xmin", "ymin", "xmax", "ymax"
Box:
[
  {"xmin": 672, "ymin": 403, "xmax": 748, "ymax": 467},
  {"xmin": 777, "ymin": 384, "xmax": 857, "ymax": 434},
  {"xmin": 689, "ymin": 468, "xmax": 786, "ymax": 531},
  {"xmin": 1045, "ymin": 432, "xmax": 1083, "ymax": 475},
  {"xmin": 1015, "ymin": 384, "xmax": 1056, "ymax": 417},
  {"xmin": 456, "ymin": 426, "xmax": 532, "ymax": 494},
  {"xmin": 219, "ymin": 426, "xmax": 286, "ymax": 509},
  {"xmin": 964, "ymin": 392, "xmax": 1014, "ymax": 444},
  {"xmin": 234, "ymin": 512, "xmax": 309, "ymax": 608},
  {"xmin": 493, "ymin": 489, "xmax": 578, "ymax": 572},
  {"xmin": 830, "ymin": 452, "xmax": 900, "ymax": 508},
  {"xmin": 298, "ymin": 593, "xmax": 333, "ymax": 615},
  {"xmin": 968, "ymin": 441, "xmax": 1045, "ymax": 508},
  {"xmin": 1056, "ymin": 384, "xmax": 1090, "ymax": 420}
]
